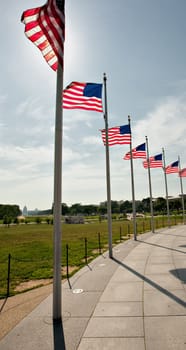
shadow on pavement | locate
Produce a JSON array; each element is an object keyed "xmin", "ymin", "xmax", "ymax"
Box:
[
  {"xmin": 170, "ymin": 268, "xmax": 186, "ymax": 284},
  {"xmin": 112, "ymin": 257, "xmax": 186, "ymax": 308},
  {"xmin": 53, "ymin": 318, "xmax": 66, "ymax": 350},
  {"xmin": 0, "ymin": 298, "xmax": 7, "ymax": 313},
  {"xmin": 161, "ymin": 233, "xmax": 186, "ymax": 238},
  {"xmin": 139, "ymin": 239, "xmax": 186, "ymax": 255}
]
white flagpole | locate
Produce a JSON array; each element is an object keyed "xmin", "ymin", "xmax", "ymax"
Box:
[
  {"xmin": 103, "ymin": 73, "xmax": 113, "ymax": 258},
  {"xmin": 128, "ymin": 116, "xmax": 137, "ymax": 240},
  {"xmin": 53, "ymin": 63, "xmax": 63, "ymax": 321},
  {"xmin": 162, "ymin": 148, "xmax": 170, "ymax": 227},
  {"xmin": 178, "ymin": 156, "xmax": 185, "ymax": 225},
  {"xmin": 145, "ymin": 136, "xmax": 155, "ymax": 233}
]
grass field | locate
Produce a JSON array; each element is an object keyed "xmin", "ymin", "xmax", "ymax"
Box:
[{"xmin": 0, "ymin": 215, "xmax": 181, "ymax": 298}]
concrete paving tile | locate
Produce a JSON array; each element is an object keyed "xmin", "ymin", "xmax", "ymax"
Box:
[
  {"xmin": 145, "ymin": 263, "xmax": 174, "ymax": 274},
  {"xmin": 78, "ymin": 337, "xmax": 145, "ymax": 350},
  {"xmin": 147, "ymin": 256, "xmax": 173, "ymax": 264},
  {"xmin": 173, "ymin": 254, "xmax": 186, "ymax": 260},
  {"xmin": 123, "ymin": 250, "xmax": 150, "ymax": 259},
  {"xmin": 70, "ymin": 268, "xmax": 116, "ymax": 291},
  {"xmin": 62, "ymin": 318, "xmax": 90, "ymax": 350},
  {"xmin": 111, "ymin": 268, "xmax": 143, "ymax": 282},
  {"xmin": 62, "ymin": 290, "xmax": 101, "ymax": 317},
  {"xmin": 147, "ymin": 250, "xmax": 171, "ymax": 257},
  {"xmin": 144, "ymin": 274, "xmax": 183, "ymax": 290},
  {"xmin": 144, "ymin": 289, "xmax": 186, "ymax": 315},
  {"xmin": 68, "ymin": 256, "xmax": 117, "ymax": 290},
  {"xmin": 122, "ymin": 259, "xmax": 147, "ymax": 268},
  {"xmin": 172, "ymin": 260, "xmax": 186, "ymax": 268},
  {"xmin": 114, "ymin": 262, "xmax": 145, "ymax": 275},
  {"xmin": 93, "ymin": 301, "xmax": 143, "ymax": 317},
  {"xmin": 100, "ymin": 281, "xmax": 143, "ymax": 301},
  {"xmin": 145, "ymin": 316, "xmax": 186, "ymax": 350},
  {"xmin": 83, "ymin": 317, "xmax": 144, "ymax": 337}
]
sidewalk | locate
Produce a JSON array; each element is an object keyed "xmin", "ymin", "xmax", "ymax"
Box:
[{"xmin": 0, "ymin": 226, "xmax": 185, "ymax": 350}]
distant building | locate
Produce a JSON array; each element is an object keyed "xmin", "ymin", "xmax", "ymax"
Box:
[{"xmin": 22, "ymin": 205, "xmax": 28, "ymax": 216}]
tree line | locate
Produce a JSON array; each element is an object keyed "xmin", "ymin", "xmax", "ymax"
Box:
[
  {"xmin": 0, "ymin": 205, "xmax": 21, "ymax": 221},
  {"xmin": 0, "ymin": 197, "xmax": 184, "ymax": 224},
  {"xmin": 55, "ymin": 197, "xmax": 185, "ymax": 216}
]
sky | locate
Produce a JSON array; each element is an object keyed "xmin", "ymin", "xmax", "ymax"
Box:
[{"xmin": 1, "ymin": 0, "xmax": 186, "ymax": 211}]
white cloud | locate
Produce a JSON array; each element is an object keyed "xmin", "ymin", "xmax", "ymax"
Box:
[
  {"xmin": 64, "ymin": 111, "xmax": 93, "ymax": 126},
  {"xmin": 0, "ymin": 144, "xmax": 53, "ymax": 181},
  {"xmin": 82, "ymin": 135, "xmax": 101, "ymax": 145},
  {"xmin": 133, "ymin": 95, "xmax": 186, "ymax": 159},
  {"xmin": 0, "ymin": 94, "xmax": 7, "ymax": 104}
]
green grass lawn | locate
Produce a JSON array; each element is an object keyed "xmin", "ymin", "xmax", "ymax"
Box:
[{"xmin": 0, "ymin": 215, "xmax": 181, "ymax": 297}]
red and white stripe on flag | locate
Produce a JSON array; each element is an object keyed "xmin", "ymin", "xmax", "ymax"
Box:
[
  {"xmin": 179, "ymin": 168, "xmax": 186, "ymax": 177},
  {"xmin": 21, "ymin": 0, "xmax": 65, "ymax": 71}
]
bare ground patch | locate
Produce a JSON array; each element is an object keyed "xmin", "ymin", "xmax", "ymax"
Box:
[
  {"xmin": 14, "ymin": 266, "xmax": 79, "ymax": 292},
  {"xmin": 14, "ymin": 279, "xmax": 52, "ymax": 292}
]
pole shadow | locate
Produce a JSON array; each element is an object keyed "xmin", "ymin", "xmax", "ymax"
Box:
[
  {"xmin": 111, "ymin": 256, "xmax": 186, "ymax": 308},
  {"xmin": 139, "ymin": 239, "xmax": 186, "ymax": 255},
  {"xmin": 53, "ymin": 318, "xmax": 66, "ymax": 350},
  {"xmin": 86, "ymin": 264, "xmax": 92, "ymax": 271},
  {"xmin": 0, "ymin": 298, "xmax": 7, "ymax": 313},
  {"xmin": 161, "ymin": 233, "xmax": 186, "ymax": 238},
  {"xmin": 67, "ymin": 278, "xmax": 72, "ymax": 289}
]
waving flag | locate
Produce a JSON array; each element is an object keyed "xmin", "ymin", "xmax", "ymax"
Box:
[
  {"xmin": 21, "ymin": 0, "xmax": 65, "ymax": 71},
  {"xmin": 62, "ymin": 82, "xmax": 103, "ymax": 112},
  {"xmin": 179, "ymin": 168, "xmax": 186, "ymax": 177},
  {"xmin": 165, "ymin": 160, "xmax": 179, "ymax": 174},
  {"xmin": 143, "ymin": 153, "xmax": 163, "ymax": 168},
  {"xmin": 101, "ymin": 124, "xmax": 131, "ymax": 146},
  {"xmin": 124, "ymin": 142, "xmax": 146, "ymax": 160}
]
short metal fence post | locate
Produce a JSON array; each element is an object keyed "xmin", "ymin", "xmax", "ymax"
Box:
[
  {"xmin": 84, "ymin": 238, "xmax": 88, "ymax": 265},
  {"xmin": 66, "ymin": 244, "xmax": 69, "ymax": 280},
  {"xmin": 98, "ymin": 232, "xmax": 101, "ymax": 254},
  {"xmin": 7, "ymin": 253, "xmax": 11, "ymax": 297},
  {"xmin": 128, "ymin": 223, "xmax": 130, "ymax": 237},
  {"xmin": 120, "ymin": 226, "xmax": 122, "ymax": 242}
]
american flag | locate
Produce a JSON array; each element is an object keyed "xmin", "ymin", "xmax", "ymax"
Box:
[
  {"xmin": 62, "ymin": 82, "xmax": 103, "ymax": 112},
  {"xmin": 165, "ymin": 160, "xmax": 179, "ymax": 174},
  {"xmin": 124, "ymin": 142, "xmax": 146, "ymax": 160},
  {"xmin": 21, "ymin": 0, "xmax": 65, "ymax": 71},
  {"xmin": 143, "ymin": 153, "xmax": 163, "ymax": 168},
  {"xmin": 179, "ymin": 168, "xmax": 186, "ymax": 177},
  {"xmin": 101, "ymin": 124, "xmax": 131, "ymax": 146}
]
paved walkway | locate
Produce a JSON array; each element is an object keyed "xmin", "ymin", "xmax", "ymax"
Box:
[{"xmin": 0, "ymin": 226, "xmax": 185, "ymax": 350}]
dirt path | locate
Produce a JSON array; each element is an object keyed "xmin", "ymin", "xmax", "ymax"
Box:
[{"xmin": 0, "ymin": 283, "xmax": 53, "ymax": 340}]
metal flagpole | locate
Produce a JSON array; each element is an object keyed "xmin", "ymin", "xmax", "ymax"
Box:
[
  {"xmin": 145, "ymin": 136, "xmax": 155, "ymax": 233},
  {"xmin": 178, "ymin": 156, "xmax": 185, "ymax": 225},
  {"xmin": 162, "ymin": 148, "xmax": 170, "ymax": 228},
  {"xmin": 103, "ymin": 73, "xmax": 113, "ymax": 258},
  {"xmin": 128, "ymin": 116, "xmax": 137, "ymax": 240},
  {"xmin": 53, "ymin": 63, "xmax": 63, "ymax": 321}
]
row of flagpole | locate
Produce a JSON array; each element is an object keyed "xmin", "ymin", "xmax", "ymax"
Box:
[
  {"xmin": 127, "ymin": 134, "xmax": 185, "ymax": 240},
  {"xmin": 21, "ymin": 0, "xmax": 186, "ymax": 326}
]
